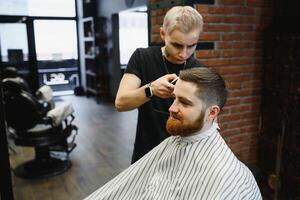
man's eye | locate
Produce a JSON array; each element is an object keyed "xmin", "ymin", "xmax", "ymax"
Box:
[
  {"xmin": 173, "ymin": 44, "xmax": 183, "ymax": 49},
  {"xmin": 180, "ymin": 101, "xmax": 189, "ymax": 106},
  {"xmin": 188, "ymin": 44, "xmax": 196, "ymax": 48}
]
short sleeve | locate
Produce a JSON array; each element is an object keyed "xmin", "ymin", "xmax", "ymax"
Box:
[{"xmin": 125, "ymin": 48, "xmax": 143, "ymax": 79}]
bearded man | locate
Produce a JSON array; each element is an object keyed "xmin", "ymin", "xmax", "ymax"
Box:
[{"xmin": 85, "ymin": 67, "xmax": 262, "ymax": 200}]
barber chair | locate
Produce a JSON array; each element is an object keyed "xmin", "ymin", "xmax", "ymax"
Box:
[
  {"xmin": 3, "ymin": 78, "xmax": 78, "ymax": 179},
  {"xmin": 2, "ymin": 66, "xmax": 18, "ymax": 79}
]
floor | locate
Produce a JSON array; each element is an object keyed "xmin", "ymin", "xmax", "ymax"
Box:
[{"xmin": 9, "ymin": 95, "xmax": 138, "ymax": 200}]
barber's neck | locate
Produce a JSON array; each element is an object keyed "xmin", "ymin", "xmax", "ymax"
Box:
[{"xmin": 161, "ymin": 46, "xmax": 172, "ymax": 62}]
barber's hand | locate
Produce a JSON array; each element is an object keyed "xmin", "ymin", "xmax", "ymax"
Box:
[{"xmin": 151, "ymin": 74, "xmax": 178, "ymax": 98}]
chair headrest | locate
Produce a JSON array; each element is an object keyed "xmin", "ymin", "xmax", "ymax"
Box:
[
  {"xmin": 3, "ymin": 77, "xmax": 30, "ymax": 93},
  {"xmin": 2, "ymin": 67, "xmax": 17, "ymax": 79}
]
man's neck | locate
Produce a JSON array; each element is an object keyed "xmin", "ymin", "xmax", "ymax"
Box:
[{"xmin": 186, "ymin": 121, "xmax": 214, "ymax": 137}]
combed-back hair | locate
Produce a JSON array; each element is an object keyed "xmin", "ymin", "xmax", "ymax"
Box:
[
  {"xmin": 179, "ymin": 67, "xmax": 227, "ymax": 109},
  {"xmin": 163, "ymin": 6, "xmax": 203, "ymax": 34}
]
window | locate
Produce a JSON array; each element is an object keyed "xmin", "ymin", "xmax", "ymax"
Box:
[
  {"xmin": 34, "ymin": 20, "xmax": 78, "ymax": 61},
  {"xmin": 0, "ymin": 0, "xmax": 75, "ymax": 17},
  {"xmin": 119, "ymin": 7, "xmax": 148, "ymax": 67},
  {"xmin": 0, "ymin": 23, "xmax": 28, "ymax": 62}
]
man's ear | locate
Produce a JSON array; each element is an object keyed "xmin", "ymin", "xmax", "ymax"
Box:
[
  {"xmin": 160, "ymin": 27, "xmax": 165, "ymax": 40},
  {"xmin": 208, "ymin": 105, "xmax": 220, "ymax": 121}
]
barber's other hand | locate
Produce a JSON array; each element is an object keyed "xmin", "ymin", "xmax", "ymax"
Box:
[{"xmin": 151, "ymin": 74, "xmax": 178, "ymax": 98}]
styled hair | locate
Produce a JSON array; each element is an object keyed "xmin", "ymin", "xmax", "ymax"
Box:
[
  {"xmin": 163, "ymin": 6, "xmax": 203, "ymax": 35},
  {"xmin": 179, "ymin": 67, "xmax": 227, "ymax": 109}
]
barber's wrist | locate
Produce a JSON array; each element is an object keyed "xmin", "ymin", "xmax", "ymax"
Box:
[{"xmin": 144, "ymin": 83, "xmax": 153, "ymax": 98}]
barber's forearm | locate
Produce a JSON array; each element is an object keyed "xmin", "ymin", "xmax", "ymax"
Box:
[{"xmin": 115, "ymin": 85, "xmax": 150, "ymax": 112}]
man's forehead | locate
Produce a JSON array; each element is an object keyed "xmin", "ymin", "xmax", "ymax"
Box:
[
  {"xmin": 174, "ymin": 79, "xmax": 198, "ymax": 100},
  {"xmin": 168, "ymin": 29, "xmax": 200, "ymax": 45}
]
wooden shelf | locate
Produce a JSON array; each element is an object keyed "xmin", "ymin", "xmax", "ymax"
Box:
[
  {"xmin": 83, "ymin": 37, "xmax": 94, "ymax": 42},
  {"xmin": 82, "ymin": 4, "xmax": 109, "ymax": 103},
  {"xmin": 86, "ymin": 70, "xmax": 97, "ymax": 76},
  {"xmin": 84, "ymin": 54, "xmax": 95, "ymax": 59},
  {"xmin": 86, "ymin": 87, "xmax": 98, "ymax": 94}
]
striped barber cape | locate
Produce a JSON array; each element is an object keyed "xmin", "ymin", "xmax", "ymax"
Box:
[{"xmin": 85, "ymin": 123, "xmax": 262, "ymax": 200}]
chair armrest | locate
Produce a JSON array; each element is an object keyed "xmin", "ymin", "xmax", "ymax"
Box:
[{"xmin": 46, "ymin": 102, "xmax": 74, "ymax": 127}]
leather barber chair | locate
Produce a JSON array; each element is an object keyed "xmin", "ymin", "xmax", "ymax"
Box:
[{"xmin": 3, "ymin": 78, "xmax": 78, "ymax": 179}]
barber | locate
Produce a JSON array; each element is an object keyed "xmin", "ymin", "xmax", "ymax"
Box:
[{"xmin": 115, "ymin": 6, "xmax": 205, "ymax": 163}]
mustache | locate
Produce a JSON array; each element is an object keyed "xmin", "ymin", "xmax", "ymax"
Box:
[{"xmin": 169, "ymin": 113, "xmax": 181, "ymax": 120}]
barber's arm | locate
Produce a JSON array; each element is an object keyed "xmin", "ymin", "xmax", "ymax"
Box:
[{"xmin": 115, "ymin": 73, "xmax": 178, "ymax": 112}]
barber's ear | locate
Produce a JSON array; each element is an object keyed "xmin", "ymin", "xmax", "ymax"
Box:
[
  {"xmin": 208, "ymin": 105, "xmax": 220, "ymax": 121},
  {"xmin": 160, "ymin": 27, "xmax": 165, "ymax": 40}
]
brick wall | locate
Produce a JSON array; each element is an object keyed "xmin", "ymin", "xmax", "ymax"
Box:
[{"xmin": 149, "ymin": 0, "xmax": 273, "ymax": 164}]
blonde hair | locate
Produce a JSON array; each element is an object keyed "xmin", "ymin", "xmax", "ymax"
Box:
[{"xmin": 163, "ymin": 6, "xmax": 203, "ymax": 35}]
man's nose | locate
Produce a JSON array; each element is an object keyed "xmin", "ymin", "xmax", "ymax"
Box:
[
  {"xmin": 169, "ymin": 101, "xmax": 178, "ymax": 113},
  {"xmin": 179, "ymin": 47, "xmax": 188, "ymax": 59}
]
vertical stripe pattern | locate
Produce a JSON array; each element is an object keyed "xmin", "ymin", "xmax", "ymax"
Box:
[{"xmin": 85, "ymin": 124, "xmax": 262, "ymax": 200}]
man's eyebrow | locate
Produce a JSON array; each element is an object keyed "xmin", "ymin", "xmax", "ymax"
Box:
[
  {"xmin": 171, "ymin": 42, "xmax": 197, "ymax": 47},
  {"xmin": 171, "ymin": 42, "xmax": 183, "ymax": 46},
  {"xmin": 177, "ymin": 96, "xmax": 193, "ymax": 104},
  {"xmin": 188, "ymin": 43, "xmax": 198, "ymax": 47}
]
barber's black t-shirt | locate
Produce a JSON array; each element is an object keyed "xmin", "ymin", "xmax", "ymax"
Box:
[{"xmin": 125, "ymin": 46, "xmax": 204, "ymax": 163}]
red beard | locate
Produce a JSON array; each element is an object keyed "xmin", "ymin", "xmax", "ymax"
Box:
[
  {"xmin": 166, "ymin": 116, "xmax": 184, "ymax": 136},
  {"xmin": 166, "ymin": 111, "xmax": 205, "ymax": 137}
]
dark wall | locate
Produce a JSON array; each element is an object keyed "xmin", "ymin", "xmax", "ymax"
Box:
[
  {"xmin": 97, "ymin": 0, "xmax": 147, "ymax": 99},
  {"xmin": 260, "ymin": 0, "xmax": 300, "ymax": 199}
]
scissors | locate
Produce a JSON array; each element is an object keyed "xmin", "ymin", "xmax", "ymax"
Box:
[{"xmin": 170, "ymin": 77, "xmax": 179, "ymax": 85}]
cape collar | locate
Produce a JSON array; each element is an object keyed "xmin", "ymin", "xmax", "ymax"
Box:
[{"xmin": 176, "ymin": 122, "xmax": 220, "ymax": 144}]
